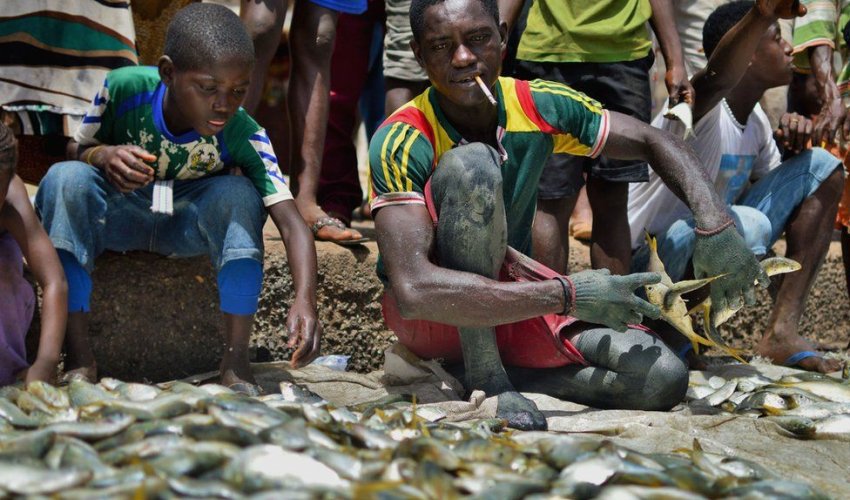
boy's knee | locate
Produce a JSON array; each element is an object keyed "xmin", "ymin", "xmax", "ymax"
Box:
[
  {"xmin": 211, "ymin": 176, "xmax": 265, "ymax": 215},
  {"xmin": 42, "ymin": 161, "xmax": 95, "ymax": 189}
]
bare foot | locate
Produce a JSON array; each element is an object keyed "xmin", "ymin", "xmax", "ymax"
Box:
[
  {"xmin": 298, "ymin": 203, "xmax": 364, "ymax": 243},
  {"xmin": 756, "ymin": 334, "xmax": 843, "ymax": 373}
]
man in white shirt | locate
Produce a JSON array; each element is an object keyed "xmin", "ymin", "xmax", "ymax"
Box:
[{"xmin": 629, "ymin": 0, "xmax": 844, "ymax": 373}]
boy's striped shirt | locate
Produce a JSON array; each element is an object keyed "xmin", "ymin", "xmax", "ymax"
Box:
[{"xmin": 75, "ymin": 66, "xmax": 291, "ymax": 207}]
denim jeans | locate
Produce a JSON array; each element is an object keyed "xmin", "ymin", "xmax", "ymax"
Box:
[
  {"xmin": 632, "ymin": 148, "xmax": 841, "ymax": 281},
  {"xmin": 35, "ymin": 161, "xmax": 267, "ymax": 273}
]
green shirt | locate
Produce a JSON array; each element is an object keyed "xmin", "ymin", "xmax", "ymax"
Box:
[
  {"xmin": 368, "ymin": 77, "xmax": 609, "ymax": 279},
  {"xmin": 74, "ymin": 66, "xmax": 292, "ymax": 207},
  {"xmin": 516, "ymin": 0, "xmax": 653, "ymax": 63}
]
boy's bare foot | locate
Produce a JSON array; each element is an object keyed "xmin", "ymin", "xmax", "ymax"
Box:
[
  {"xmin": 220, "ymin": 358, "xmax": 262, "ymax": 396},
  {"xmin": 756, "ymin": 334, "xmax": 843, "ymax": 373},
  {"xmin": 298, "ymin": 203, "xmax": 365, "ymax": 243}
]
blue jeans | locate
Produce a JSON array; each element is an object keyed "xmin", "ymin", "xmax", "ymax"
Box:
[
  {"xmin": 632, "ymin": 148, "xmax": 841, "ymax": 280},
  {"xmin": 35, "ymin": 161, "xmax": 267, "ymax": 273}
]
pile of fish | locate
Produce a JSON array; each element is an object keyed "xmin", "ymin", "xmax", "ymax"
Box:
[
  {"xmin": 686, "ymin": 370, "xmax": 850, "ymax": 442},
  {"xmin": 0, "ymin": 377, "xmax": 831, "ymax": 498}
]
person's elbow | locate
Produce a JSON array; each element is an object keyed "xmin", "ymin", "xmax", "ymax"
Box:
[{"xmin": 392, "ymin": 280, "xmax": 428, "ymax": 319}]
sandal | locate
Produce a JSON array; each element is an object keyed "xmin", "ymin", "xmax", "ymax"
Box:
[{"xmin": 311, "ymin": 216, "xmax": 370, "ymax": 246}]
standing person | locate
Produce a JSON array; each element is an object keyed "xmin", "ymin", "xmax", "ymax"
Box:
[
  {"xmin": 35, "ymin": 3, "xmax": 321, "ymax": 392},
  {"xmin": 240, "ymin": 0, "xmax": 368, "ymax": 244},
  {"xmin": 501, "ymin": 0, "xmax": 693, "ymax": 275},
  {"xmin": 370, "ymin": 0, "xmax": 767, "ymax": 430},
  {"xmin": 0, "ymin": 123, "xmax": 68, "ymax": 386},
  {"xmin": 628, "ymin": 0, "xmax": 844, "ymax": 373}
]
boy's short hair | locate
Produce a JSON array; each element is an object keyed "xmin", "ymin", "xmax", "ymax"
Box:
[
  {"xmin": 703, "ymin": 1, "xmax": 754, "ymax": 59},
  {"xmin": 163, "ymin": 3, "xmax": 255, "ymax": 71},
  {"xmin": 410, "ymin": 0, "xmax": 500, "ymax": 43}
]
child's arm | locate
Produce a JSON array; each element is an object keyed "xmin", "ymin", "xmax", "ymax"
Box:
[
  {"xmin": 266, "ymin": 199, "xmax": 321, "ymax": 368},
  {"xmin": 1, "ymin": 175, "xmax": 67, "ymax": 383}
]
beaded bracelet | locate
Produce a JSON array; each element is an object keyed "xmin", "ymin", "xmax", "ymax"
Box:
[
  {"xmin": 694, "ymin": 217, "xmax": 735, "ymax": 237},
  {"xmin": 553, "ymin": 275, "xmax": 576, "ymax": 316}
]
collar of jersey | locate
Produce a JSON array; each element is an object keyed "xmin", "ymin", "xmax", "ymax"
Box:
[
  {"xmin": 428, "ymin": 79, "xmax": 508, "ymax": 147},
  {"xmin": 152, "ymin": 82, "xmax": 203, "ymax": 144}
]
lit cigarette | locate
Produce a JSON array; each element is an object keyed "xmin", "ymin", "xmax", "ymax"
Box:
[{"xmin": 474, "ymin": 75, "xmax": 497, "ymax": 106}]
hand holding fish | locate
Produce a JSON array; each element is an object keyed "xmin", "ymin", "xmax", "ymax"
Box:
[{"xmin": 569, "ymin": 269, "xmax": 662, "ymax": 332}]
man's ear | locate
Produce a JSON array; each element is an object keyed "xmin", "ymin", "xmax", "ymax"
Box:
[
  {"xmin": 410, "ymin": 39, "xmax": 426, "ymax": 71},
  {"xmin": 158, "ymin": 55, "xmax": 175, "ymax": 86}
]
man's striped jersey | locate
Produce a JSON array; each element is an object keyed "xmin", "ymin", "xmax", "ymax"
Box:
[{"xmin": 369, "ymin": 76, "xmax": 609, "ymax": 255}]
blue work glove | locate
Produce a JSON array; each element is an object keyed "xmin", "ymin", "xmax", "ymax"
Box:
[
  {"xmin": 570, "ymin": 269, "xmax": 663, "ymax": 332},
  {"xmin": 692, "ymin": 225, "xmax": 770, "ymax": 313}
]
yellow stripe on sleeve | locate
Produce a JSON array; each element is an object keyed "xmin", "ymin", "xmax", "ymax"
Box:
[
  {"xmin": 380, "ymin": 123, "xmax": 402, "ymax": 192},
  {"xmin": 388, "ymin": 125, "xmax": 409, "ymax": 191},
  {"xmin": 399, "ymin": 129, "xmax": 421, "ymax": 191}
]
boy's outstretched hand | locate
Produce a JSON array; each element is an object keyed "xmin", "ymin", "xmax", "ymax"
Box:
[
  {"xmin": 756, "ymin": 0, "xmax": 806, "ymax": 19},
  {"xmin": 286, "ymin": 297, "xmax": 321, "ymax": 368},
  {"xmin": 94, "ymin": 145, "xmax": 156, "ymax": 192}
]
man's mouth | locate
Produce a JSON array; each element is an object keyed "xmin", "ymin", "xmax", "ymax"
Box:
[
  {"xmin": 208, "ymin": 119, "xmax": 227, "ymax": 128},
  {"xmin": 452, "ymin": 75, "xmax": 478, "ymax": 85}
]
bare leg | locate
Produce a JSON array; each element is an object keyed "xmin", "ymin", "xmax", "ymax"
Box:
[
  {"xmin": 240, "ymin": 0, "xmax": 288, "ymax": 115},
  {"xmin": 219, "ymin": 313, "xmax": 258, "ymax": 388},
  {"xmin": 569, "ymin": 185, "xmax": 592, "ymax": 241},
  {"xmin": 431, "ymin": 143, "xmax": 546, "ymax": 430},
  {"xmin": 287, "ymin": 2, "xmax": 362, "ymax": 242},
  {"xmin": 756, "ymin": 168, "xmax": 844, "ymax": 372},
  {"xmin": 531, "ymin": 196, "xmax": 577, "ymax": 275},
  {"xmin": 842, "ymin": 229, "xmax": 850, "ymax": 303},
  {"xmin": 587, "ymin": 177, "xmax": 631, "ymax": 275},
  {"xmin": 63, "ymin": 312, "xmax": 97, "ymax": 381}
]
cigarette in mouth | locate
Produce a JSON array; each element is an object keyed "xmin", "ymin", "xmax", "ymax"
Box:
[{"xmin": 474, "ymin": 75, "xmax": 497, "ymax": 106}]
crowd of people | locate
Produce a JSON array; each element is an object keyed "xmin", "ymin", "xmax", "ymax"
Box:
[{"xmin": 1, "ymin": 0, "xmax": 848, "ymax": 430}]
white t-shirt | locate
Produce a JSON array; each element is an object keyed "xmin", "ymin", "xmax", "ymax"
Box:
[{"xmin": 628, "ymin": 99, "xmax": 782, "ymax": 249}]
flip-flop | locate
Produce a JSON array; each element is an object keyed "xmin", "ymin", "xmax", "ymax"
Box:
[
  {"xmin": 227, "ymin": 381, "xmax": 264, "ymax": 397},
  {"xmin": 783, "ymin": 350, "xmax": 824, "ymax": 367},
  {"xmin": 311, "ymin": 216, "xmax": 370, "ymax": 246}
]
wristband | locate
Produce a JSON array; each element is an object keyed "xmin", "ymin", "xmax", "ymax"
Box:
[
  {"xmin": 83, "ymin": 145, "xmax": 106, "ymax": 166},
  {"xmin": 694, "ymin": 217, "xmax": 735, "ymax": 237},
  {"xmin": 553, "ymin": 275, "xmax": 576, "ymax": 316}
]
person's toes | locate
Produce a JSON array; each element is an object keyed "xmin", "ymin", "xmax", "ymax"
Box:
[{"xmin": 496, "ymin": 391, "xmax": 547, "ymax": 431}]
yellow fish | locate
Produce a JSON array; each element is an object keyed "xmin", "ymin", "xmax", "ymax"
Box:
[
  {"xmin": 691, "ymin": 256, "xmax": 802, "ymax": 363},
  {"xmin": 644, "ymin": 233, "xmax": 719, "ymax": 354}
]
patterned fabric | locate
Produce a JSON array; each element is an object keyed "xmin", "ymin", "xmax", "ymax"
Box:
[
  {"xmin": 75, "ymin": 66, "xmax": 292, "ymax": 207},
  {"xmin": 0, "ymin": 0, "xmax": 137, "ymax": 134},
  {"xmin": 369, "ymin": 77, "xmax": 608, "ymax": 255},
  {"xmin": 516, "ymin": 0, "xmax": 653, "ymax": 63}
]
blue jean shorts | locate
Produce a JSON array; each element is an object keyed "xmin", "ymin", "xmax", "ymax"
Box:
[
  {"xmin": 632, "ymin": 148, "xmax": 841, "ymax": 280},
  {"xmin": 310, "ymin": 0, "xmax": 367, "ymax": 14}
]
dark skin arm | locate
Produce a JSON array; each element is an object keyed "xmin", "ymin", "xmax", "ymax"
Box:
[
  {"xmin": 649, "ymin": 0, "xmax": 694, "ymax": 106},
  {"xmin": 603, "ymin": 111, "xmax": 730, "ymax": 230},
  {"xmin": 808, "ymin": 44, "xmax": 848, "ymax": 146},
  {"xmin": 690, "ymin": 3, "xmax": 793, "ymax": 123},
  {"xmin": 267, "ymin": 199, "xmax": 321, "ymax": 367},
  {"xmin": 375, "ymin": 204, "xmax": 566, "ymax": 326},
  {"xmin": 1, "ymin": 175, "xmax": 67, "ymax": 384}
]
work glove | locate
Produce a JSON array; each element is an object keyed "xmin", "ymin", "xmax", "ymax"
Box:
[
  {"xmin": 570, "ymin": 269, "xmax": 662, "ymax": 332},
  {"xmin": 692, "ymin": 224, "xmax": 769, "ymax": 314}
]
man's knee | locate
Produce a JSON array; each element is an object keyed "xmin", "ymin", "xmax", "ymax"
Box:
[
  {"xmin": 431, "ymin": 143, "xmax": 502, "ymax": 197},
  {"xmin": 731, "ymin": 206, "xmax": 772, "ymax": 256},
  {"xmin": 641, "ymin": 350, "xmax": 688, "ymax": 410}
]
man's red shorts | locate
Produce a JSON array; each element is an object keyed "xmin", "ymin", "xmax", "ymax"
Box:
[{"xmin": 380, "ymin": 179, "xmax": 588, "ymax": 369}]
